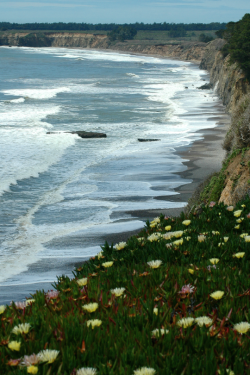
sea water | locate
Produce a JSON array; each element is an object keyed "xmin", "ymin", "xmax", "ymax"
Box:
[{"xmin": 0, "ymin": 46, "xmax": 224, "ymax": 302}]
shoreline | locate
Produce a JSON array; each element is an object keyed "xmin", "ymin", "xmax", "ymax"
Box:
[
  {"xmin": 0, "ymin": 115, "xmax": 229, "ymax": 305},
  {"xmin": 0, "ymin": 48, "xmax": 230, "ymax": 305}
]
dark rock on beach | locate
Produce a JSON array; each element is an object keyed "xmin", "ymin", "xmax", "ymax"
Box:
[
  {"xmin": 138, "ymin": 139, "xmax": 161, "ymax": 142},
  {"xmin": 198, "ymin": 83, "xmax": 213, "ymax": 90},
  {"xmin": 47, "ymin": 131, "xmax": 107, "ymax": 138}
]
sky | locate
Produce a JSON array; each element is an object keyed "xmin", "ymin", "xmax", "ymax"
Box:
[{"xmin": 0, "ymin": 0, "xmax": 249, "ymax": 24}]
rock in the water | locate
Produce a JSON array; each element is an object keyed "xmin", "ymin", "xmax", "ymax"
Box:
[
  {"xmin": 138, "ymin": 139, "xmax": 161, "ymax": 142},
  {"xmin": 47, "ymin": 131, "xmax": 106, "ymax": 138},
  {"xmin": 197, "ymin": 83, "xmax": 213, "ymax": 90},
  {"xmin": 73, "ymin": 131, "xmax": 106, "ymax": 138}
]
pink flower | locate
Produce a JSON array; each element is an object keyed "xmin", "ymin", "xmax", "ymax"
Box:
[
  {"xmin": 164, "ymin": 216, "xmax": 171, "ymax": 220},
  {"xmin": 209, "ymin": 201, "xmax": 216, "ymax": 208},
  {"xmin": 21, "ymin": 354, "xmax": 40, "ymax": 367},
  {"xmin": 179, "ymin": 284, "xmax": 195, "ymax": 294},
  {"xmin": 207, "ymin": 265, "xmax": 217, "ymax": 271},
  {"xmin": 247, "ymin": 213, "xmax": 250, "ymax": 219},
  {"xmin": 13, "ymin": 302, "xmax": 26, "ymax": 310},
  {"xmin": 46, "ymin": 290, "xmax": 59, "ymax": 300}
]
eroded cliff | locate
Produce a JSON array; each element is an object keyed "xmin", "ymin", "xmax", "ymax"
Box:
[
  {"xmin": 197, "ymin": 39, "xmax": 250, "ymax": 206},
  {"xmin": 0, "ymin": 32, "xmax": 206, "ymax": 62},
  {"xmin": 0, "ymin": 32, "xmax": 109, "ymax": 49}
]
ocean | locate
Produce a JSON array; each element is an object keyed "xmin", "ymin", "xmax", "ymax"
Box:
[{"xmin": 0, "ymin": 46, "xmax": 224, "ymax": 303}]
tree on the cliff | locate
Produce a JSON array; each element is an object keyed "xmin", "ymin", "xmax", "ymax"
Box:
[
  {"xmin": 223, "ymin": 14, "xmax": 250, "ymax": 80},
  {"xmin": 199, "ymin": 33, "xmax": 214, "ymax": 43},
  {"xmin": 107, "ymin": 26, "xmax": 137, "ymax": 42}
]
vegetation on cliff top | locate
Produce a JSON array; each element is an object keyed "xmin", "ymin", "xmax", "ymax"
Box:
[
  {"xmin": 218, "ymin": 13, "xmax": 250, "ymax": 80},
  {"xmin": 107, "ymin": 27, "xmax": 137, "ymax": 42},
  {"xmin": 0, "ymin": 22, "xmax": 226, "ymax": 32},
  {"xmin": 1, "ymin": 198, "xmax": 250, "ymax": 374}
]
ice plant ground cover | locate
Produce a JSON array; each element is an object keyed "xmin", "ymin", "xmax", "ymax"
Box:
[{"xmin": 2, "ymin": 199, "xmax": 250, "ymax": 374}]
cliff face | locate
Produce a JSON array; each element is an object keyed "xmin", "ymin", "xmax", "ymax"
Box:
[
  {"xmin": 110, "ymin": 41, "xmax": 206, "ymax": 62},
  {"xmin": 200, "ymin": 39, "xmax": 250, "ymax": 113},
  {"xmin": 0, "ymin": 32, "xmax": 29, "ymax": 46},
  {"xmin": 48, "ymin": 33, "xmax": 109, "ymax": 49},
  {"xmin": 0, "ymin": 32, "xmax": 206, "ymax": 62},
  {"xmin": 0, "ymin": 32, "xmax": 109, "ymax": 49},
  {"xmin": 200, "ymin": 39, "xmax": 250, "ymax": 206}
]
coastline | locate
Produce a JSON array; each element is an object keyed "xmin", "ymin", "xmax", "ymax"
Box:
[{"xmin": 0, "ymin": 47, "xmax": 230, "ymax": 305}]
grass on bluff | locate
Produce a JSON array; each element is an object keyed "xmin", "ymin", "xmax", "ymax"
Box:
[{"xmin": 1, "ymin": 197, "xmax": 250, "ymax": 374}]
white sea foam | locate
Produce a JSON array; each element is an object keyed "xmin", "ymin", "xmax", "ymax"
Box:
[
  {"xmin": 126, "ymin": 73, "xmax": 139, "ymax": 78},
  {"xmin": 2, "ymin": 87, "xmax": 71, "ymax": 100},
  {"xmin": 8, "ymin": 97, "xmax": 25, "ymax": 103}
]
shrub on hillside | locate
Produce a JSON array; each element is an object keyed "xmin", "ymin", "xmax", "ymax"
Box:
[
  {"xmin": 107, "ymin": 26, "xmax": 137, "ymax": 42},
  {"xmin": 199, "ymin": 33, "xmax": 214, "ymax": 43},
  {"xmin": 222, "ymin": 14, "xmax": 250, "ymax": 80}
]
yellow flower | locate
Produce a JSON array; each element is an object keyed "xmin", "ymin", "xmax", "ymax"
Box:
[
  {"xmin": 25, "ymin": 299, "xmax": 35, "ymax": 306},
  {"xmin": 185, "ymin": 236, "xmax": 191, "ymax": 241},
  {"xmin": 0, "ymin": 305, "xmax": 6, "ymax": 314},
  {"xmin": 133, "ymin": 367, "xmax": 156, "ymax": 375},
  {"xmin": 224, "ymin": 237, "xmax": 229, "ymax": 242},
  {"xmin": 188, "ymin": 269, "xmax": 194, "ymax": 274},
  {"xmin": 137, "ymin": 237, "xmax": 145, "ymax": 242},
  {"xmin": 218, "ymin": 243, "xmax": 225, "ymax": 247},
  {"xmin": 102, "ymin": 261, "xmax": 113, "ymax": 268},
  {"xmin": 236, "ymin": 218, "xmax": 244, "ymax": 223},
  {"xmin": 209, "ymin": 258, "xmax": 219, "ymax": 265},
  {"xmin": 173, "ymin": 238, "xmax": 183, "ymax": 246},
  {"xmin": 198, "ymin": 235, "xmax": 206, "ymax": 242},
  {"xmin": 115, "ymin": 241, "xmax": 127, "ymax": 250},
  {"xmin": 240, "ymin": 233, "xmax": 249, "ymax": 238},
  {"xmin": 173, "ymin": 231, "xmax": 183, "ymax": 238},
  {"xmin": 162, "ymin": 232, "xmax": 173, "ymax": 240},
  {"xmin": 150, "ymin": 223, "xmax": 157, "ymax": 228},
  {"xmin": 244, "ymin": 236, "xmax": 250, "ymax": 242},
  {"xmin": 82, "ymin": 303, "xmax": 98, "ymax": 313},
  {"xmin": 76, "ymin": 368, "xmax": 97, "ymax": 375},
  {"xmin": 77, "ymin": 278, "xmax": 88, "ymax": 287},
  {"xmin": 151, "ymin": 328, "xmax": 169, "ymax": 338},
  {"xmin": 148, "ymin": 233, "xmax": 161, "ymax": 242},
  {"xmin": 233, "ymin": 252, "xmax": 245, "ymax": 258},
  {"xmin": 12, "ymin": 323, "xmax": 31, "ymax": 335},
  {"xmin": 227, "ymin": 206, "xmax": 234, "ymax": 211},
  {"xmin": 38, "ymin": 350, "xmax": 59, "ymax": 364},
  {"xmin": 241, "ymin": 204, "xmax": 246, "ymax": 208},
  {"xmin": 152, "ymin": 217, "xmax": 160, "ymax": 224},
  {"xmin": 165, "ymin": 225, "xmax": 171, "ymax": 231},
  {"xmin": 234, "ymin": 210, "xmax": 242, "ymax": 217},
  {"xmin": 210, "ymin": 291, "xmax": 224, "ymax": 300},
  {"xmin": 8, "ymin": 341, "xmax": 21, "ymax": 351},
  {"xmin": 27, "ymin": 366, "xmax": 38, "ymax": 374},
  {"xmin": 97, "ymin": 251, "xmax": 103, "ymax": 259},
  {"xmin": 234, "ymin": 225, "xmax": 240, "ymax": 229},
  {"xmin": 218, "ymin": 369, "xmax": 234, "ymax": 375},
  {"xmin": 147, "ymin": 260, "xmax": 162, "ymax": 269},
  {"xmin": 182, "ymin": 220, "xmax": 191, "ymax": 226},
  {"xmin": 234, "ymin": 322, "xmax": 250, "ymax": 334},
  {"xmin": 177, "ymin": 317, "xmax": 194, "ymax": 328},
  {"xmin": 86, "ymin": 319, "xmax": 102, "ymax": 329},
  {"xmin": 153, "ymin": 308, "xmax": 158, "ymax": 316},
  {"xmin": 110, "ymin": 287, "xmax": 125, "ymax": 297},
  {"xmin": 195, "ymin": 316, "xmax": 213, "ymax": 327},
  {"xmin": 212, "ymin": 231, "xmax": 220, "ymax": 235}
]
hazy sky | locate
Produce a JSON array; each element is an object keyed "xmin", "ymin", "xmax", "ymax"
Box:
[{"xmin": 1, "ymin": 0, "xmax": 249, "ymax": 24}]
